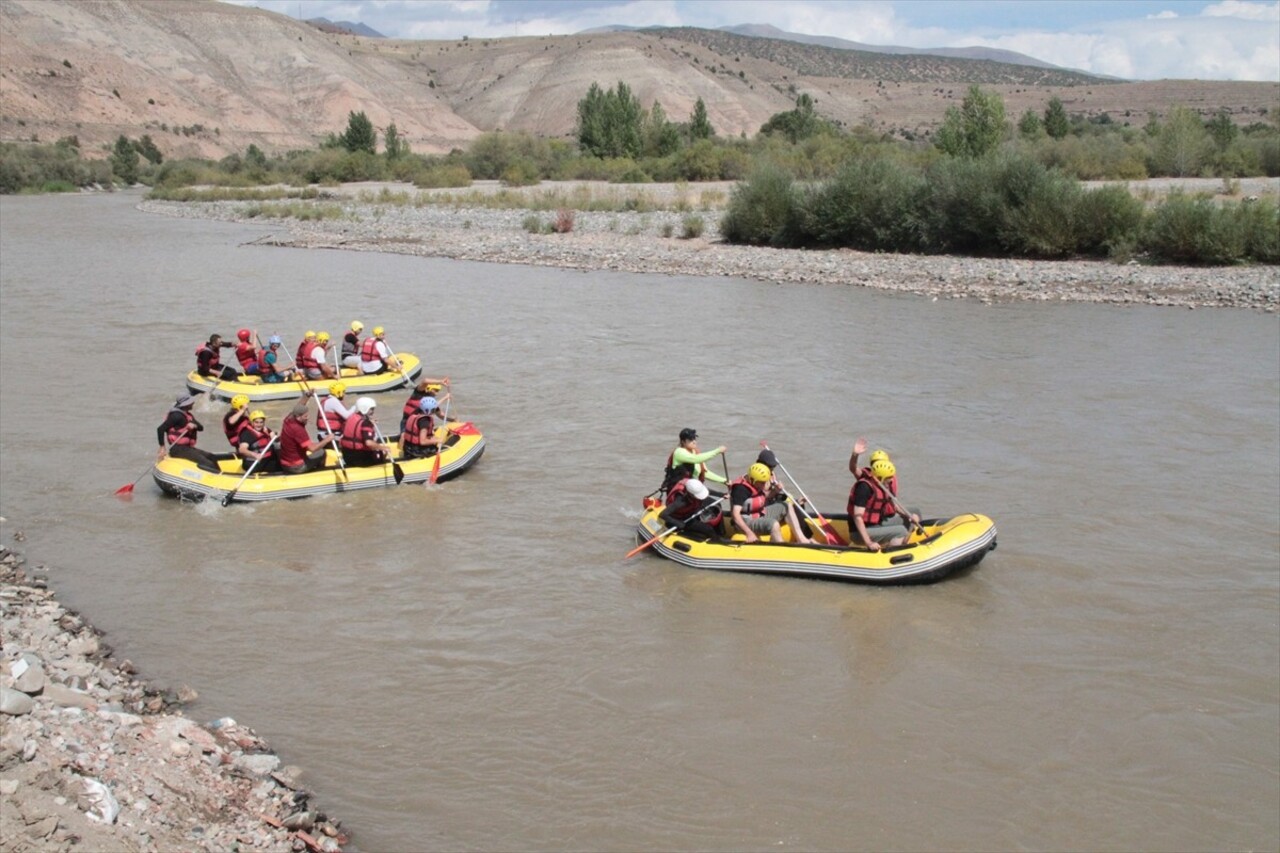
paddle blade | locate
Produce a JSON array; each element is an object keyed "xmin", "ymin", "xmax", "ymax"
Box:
[
  {"xmin": 450, "ymin": 421, "xmax": 480, "ymax": 436},
  {"xmin": 625, "ymin": 536, "xmax": 659, "ymax": 559},
  {"xmin": 113, "ymin": 483, "xmax": 135, "ymax": 496},
  {"xmin": 429, "ymin": 452, "xmax": 441, "ymax": 485},
  {"xmin": 392, "ymin": 463, "xmax": 405, "ymax": 485}
]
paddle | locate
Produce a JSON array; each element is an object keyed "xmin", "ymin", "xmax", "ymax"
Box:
[
  {"xmin": 221, "ymin": 434, "xmax": 277, "ymax": 506},
  {"xmin": 626, "ymin": 495, "xmax": 727, "ymax": 559},
  {"xmin": 428, "ymin": 393, "xmax": 452, "ymax": 485},
  {"xmin": 314, "ymin": 395, "xmax": 346, "ymax": 472},
  {"xmin": 114, "ymin": 466, "xmax": 151, "ymax": 497},
  {"xmin": 372, "ymin": 422, "xmax": 405, "ymax": 485},
  {"xmin": 759, "ymin": 440, "xmax": 844, "ymax": 545},
  {"xmin": 382, "ymin": 338, "xmax": 414, "ymax": 388}
]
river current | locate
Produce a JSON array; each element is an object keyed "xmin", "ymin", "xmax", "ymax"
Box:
[{"xmin": 1, "ymin": 192, "xmax": 1277, "ymax": 851}]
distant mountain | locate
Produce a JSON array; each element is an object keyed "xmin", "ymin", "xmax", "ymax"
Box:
[
  {"xmin": 721, "ymin": 24, "xmax": 1059, "ymax": 70},
  {"xmin": 305, "ymin": 17, "xmax": 384, "ymax": 38},
  {"xmin": 2, "ymin": 0, "xmax": 1271, "ymax": 160}
]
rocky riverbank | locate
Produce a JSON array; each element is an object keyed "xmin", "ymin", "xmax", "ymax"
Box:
[
  {"xmin": 138, "ymin": 179, "xmax": 1279, "ymax": 312},
  {"xmin": 0, "ymin": 544, "xmax": 349, "ymax": 853}
]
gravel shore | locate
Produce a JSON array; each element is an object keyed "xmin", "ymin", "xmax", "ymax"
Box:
[
  {"xmin": 139, "ymin": 179, "xmax": 1279, "ymax": 312},
  {"xmin": 0, "ymin": 544, "xmax": 349, "ymax": 853}
]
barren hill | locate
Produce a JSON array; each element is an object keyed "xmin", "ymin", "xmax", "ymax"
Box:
[{"xmin": 1, "ymin": 0, "xmax": 1275, "ymax": 161}]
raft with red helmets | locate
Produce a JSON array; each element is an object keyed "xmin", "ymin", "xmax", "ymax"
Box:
[
  {"xmin": 152, "ymin": 419, "xmax": 484, "ymax": 503},
  {"xmin": 185, "ymin": 353, "xmax": 422, "ymax": 402},
  {"xmin": 633, "ymin": 501, "xmax": 996, "ymax": 585}
]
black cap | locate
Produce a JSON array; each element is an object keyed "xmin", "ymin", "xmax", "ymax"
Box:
[
  {"xmin": 756, "ymin": 449, "xmax": 777, "ymax": 469},
  {"xmin": 678, "ymin": 428, "xmax": 698, "ymax": 442}
]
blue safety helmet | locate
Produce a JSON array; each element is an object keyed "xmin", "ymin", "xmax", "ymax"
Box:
[
  {"xmin": 268, "ymin": 335, "xmax": 283, "ymax": 346},
  {"xmin": 419, "ymin": 397, "xmax": 439, "ymax": 413}
]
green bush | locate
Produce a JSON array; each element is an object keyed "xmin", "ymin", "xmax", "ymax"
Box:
[
  {"xmin": 1074, "ymin": 185, "xmax": 1144, "ymax": 257},
  {"xmin": 611, "ymin": 166, "xmax": 651, "ymax": 183},
  {"xmin": 1141, "ymin": 192, "xmax": 1245, "ymax": 264},
  {"xmin": 680, "ymin": 214, "xmax": 705, "ymax": 239},
  {"xmin": 720, "ymin": 164, "xmax": 798, "ymax": 246},
  {"xmin": 915, "ymin": 156, "xmax": 1008, "ymax": 255},
  {"xmin": 411, "ymin": 163, "xmax": 471, "ymax": 189},
  {"xmin": 999, "ymin": 173, "xmax": 1082, "ymax": 257},
  {"xmin": 521, "ymin": 213, "xmax": 543, "ymax": 233},
  {"xmin": 795, "ymin": 156, "xmax": 924, "ymax": 251},
  {"xmin": 1239, "ymin": 197, "xmax": 1280, "ymax": 263}
]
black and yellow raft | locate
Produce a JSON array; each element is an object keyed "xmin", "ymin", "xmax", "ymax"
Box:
[
  {"xmin": 152, "ymin": 421, "xmax": 484, "ymax": 503},
  {"xmin": 185, "ymin": 353, "xmax": 422, "ymax": 402},
  {"xmin": 634, "ymin": 505, "xmax": 996, "ymax": 584}
]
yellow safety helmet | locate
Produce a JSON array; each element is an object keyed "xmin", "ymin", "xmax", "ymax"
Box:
[
  {"xmin": 869, "ymin": 449, "xmax": 890, "ymax": 465},
  {"xmin": 230, "ymin": 394, "xmax": 250, "ymax": 411},
  {"xmin": 304, "ymin": 330, "xmax": 316, "ymax": 341},
  {"xmin": 329, "ymin": 381, "xmax": 346, "ymax": 398},
  {"xmin": 316, "ymin": 331, "xmax": 330, "ymax": 344},
  {"xmin": 249, "ymin": 409, "xmax": 266, "ymax": 422},
  {"xmin": 350, "ymin": 321, "xmax": 364, "ymax": 333},
  {"xmin": 372, "ymin": 325, "xmax": 385, "ymax": 337},
  {"xmin": 870, "ymin": 459, "xmax": 896, "ymax": 481},
  {"xmin": 748, "ymin": 462, "xmax": 772, "ymax": 483},
  {"xmin": 426, "ymin": 383, "xmax": 442, "ymax": 393}
]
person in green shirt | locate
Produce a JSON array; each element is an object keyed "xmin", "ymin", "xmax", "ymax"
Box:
[{"xmin": 660, "ymin": 427, "xmax": 728, "ymax": 498}]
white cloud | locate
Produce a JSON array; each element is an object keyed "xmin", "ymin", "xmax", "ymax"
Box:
[
  {"xmin": 1201, "ymin": 0, "xmax": 1280, "ymax": 20},
  {"xmin": 1148, "ymin": 10, "xmax": 1180, "ymax": 19}
]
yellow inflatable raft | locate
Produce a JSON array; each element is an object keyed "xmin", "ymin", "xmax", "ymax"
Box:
[
  {"xmin": 185, "ymin": 353, "xmax": 423, "ymax": 402},
  {"xmin": 152, "ymin": 421, "xmax": 484, "ymax": 503},
  {"xmin": 634, "ymin": 504, "xmax": 996, "ymax": 584}
]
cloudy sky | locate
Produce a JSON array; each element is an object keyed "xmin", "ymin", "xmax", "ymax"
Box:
[{"xmin": 224, "ymin": 0, "xmax": 1280, "ymax": 81}]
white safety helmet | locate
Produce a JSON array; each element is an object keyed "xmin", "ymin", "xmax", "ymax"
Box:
[
  {"xmin": 685, "ymin": 479, "xmax": 709, "ymax": 501},
  {"xmin": 356, "ymin": 397, "xmax": 376, "ymax": 415}
]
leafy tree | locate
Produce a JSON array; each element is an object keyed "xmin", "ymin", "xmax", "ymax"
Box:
[
  {"xmin": 1018, "ymin": 109, "xmax": 1044, "ymax": 140},
  {"xmin": 643, "ymin": 101, "xmax": 681, "ymax": 157},
  {"xmin": 338, "ymin": 111, "xmax": 376, "ymax": 155},
  {"xmin": 1206, "ymin": 110, "xmax": 1238, "ymax": 150},
  {"xmin": 689, "ymin": 97, "xmax": 714, "ymax": 140},
  {"xmin": 384, "ymin": 122, "xmax": 408, "ymax": 159},
  {"xmin": 111, "ymin": 134, "xmax": 139, "ymax": 184},
  {"xmin": 1043, "ymin": 97, "xmax": 1070, "ymax": 139},
  {"xmin": 760, "ymin": 94, "xmax": 830, "ymax": 143},
  {"xmin": 1152, "ymin": 106, "xmax": 1211, "ymax": 177},
  {"xmin": 935, "ymin": 85, "xmax": 1007, "ymax": 158},
  {"xmin": 134, "ymin": 134, "xmax": 163, "ymax": 165},
  {"xmin": 576, "ymin": 81, "xmax": 643, "ymax": 159},
  {"xmin": 244, "ymin": 143, "xmax": 268, "ymax": 179}
]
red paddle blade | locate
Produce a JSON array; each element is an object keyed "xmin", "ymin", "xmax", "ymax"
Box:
[
  {"xmin": 429, "ymin": 452, "xmax": 442, "ymax": 485},
  {"xmin": 113, "ymin": 483, "xmax": 135, "ymax": 496},
  {"xmin": 450, "ymin": 421, "xmax": 480, "ymax": 436}
]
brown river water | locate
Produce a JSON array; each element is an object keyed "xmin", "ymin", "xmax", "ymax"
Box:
[{"xmin": 1, "ymin": 192, "xmax": 1277, "ymax": 851}]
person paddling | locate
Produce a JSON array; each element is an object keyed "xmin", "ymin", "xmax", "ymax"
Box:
[
  {"xmin": 157, "ymin": 395, "xmax": 220, "ymax": 473},
  {"xmin": 659, "ymin": 478, "xmax": 724, "ymax": 541},
  {"xmin": 660, "ymin": 428, "xmax": 728, "ymax": 499}
]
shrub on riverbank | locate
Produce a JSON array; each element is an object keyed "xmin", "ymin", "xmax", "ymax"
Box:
[
  {"xmin": 721, "ymin": 151, "xmax": 1271, "ymax": 265},
  {"xmin": 0, "ymin": 140, "xmax": 113, "ymax": 193}
]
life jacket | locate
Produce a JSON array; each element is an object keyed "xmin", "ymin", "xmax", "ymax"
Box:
[
  {"xmin": 339, "ymin": 413, "xmax": 376, "ymax": 452},
  {"xmin": 402, "ymin": 411, "xmax": 435, "ymax": 447},
  {"xmin": 728, "ymin": 477, "xmax": 769, "ymax": 518},
  {"xmin": 665, "ymin": 480, "xmax": 722, "ymax": 525},
  {"xmin": 296, "ymin": 341, "xmax": 320, "ymax": 371},
  {"xmin": 197, "ymin": 343, "xmax": 222, "ymax": 373},
  {"xmin": 235, "ymin": 423, "xmax": 273, "ymax": 455},
  {"xmin": 235, "ymin": 341, "xmax": 258, "ymax": 370},
  {"xmin": 661, "ymin": 450, "xmax": 707, "ymax": 494},
  {"xmin": 360, "ymin": 336, "xmax": 383, "ymax": 365},
  {"xmin": 260, "ymin": 348, "xmax": 281, "ymax": 377},
  {"xmin": 166, "ymin": 408, "xmax": 197, "ymax": 447},
  {"xmin": 850, "ymin": 470, "xmax": 895, "ymax": 526},
  {"xmin": 342, "ymin": 331, "xmax": 360, "ymax": 358},
  {"xmin": 222, "ymin": 410, "xmax": 245, "ymax": 447},
  {"xmin": 402, "ymin": 392, "xmax": 424, "ymax": 422},
  {"xmin": 316, "ymin": 400, "xmax": 346, "ymax": 434}
]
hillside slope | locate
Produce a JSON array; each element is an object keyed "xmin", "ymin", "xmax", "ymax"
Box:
[{"xmin": 1, "ymin": 0, "xmax": 1275, "ymax": 161}]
